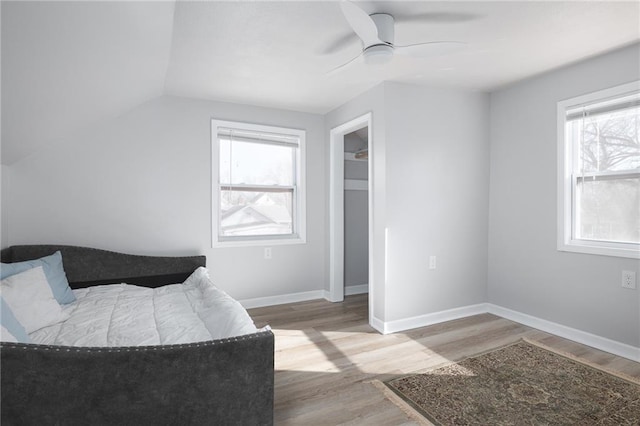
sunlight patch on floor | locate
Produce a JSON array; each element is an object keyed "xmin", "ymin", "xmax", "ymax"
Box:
[{"xmin": 272, "ymin": 328, "xmax": 456, "ymax": 375}]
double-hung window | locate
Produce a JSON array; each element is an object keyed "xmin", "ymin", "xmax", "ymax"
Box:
[
  {"xmin": 211, "ymin": 119, "xmax": 306, "ymax": 247},
  {"xmin": 557, "ymin": 81, "xmax": 640, "ymax": 258}
]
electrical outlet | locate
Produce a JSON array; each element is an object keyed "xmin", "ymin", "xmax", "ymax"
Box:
[
  {"xmin": 622, "ymin": 270, "xmax": 636, "ymax": 289},
  {"xmin": 429, "ymin": 256, "xmax": 436, "ymax": 270},
  {"xmin": 264, "ymin": 247, "xmax": 272, "ymax": 260}
]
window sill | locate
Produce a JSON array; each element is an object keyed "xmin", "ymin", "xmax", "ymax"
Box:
[
  {"xmin": 213, "ymin": 236, "xmax": 306, "ymax": 249},
  {"xmin": 558, "ymin": 240, "xmax": 640, "ymax": 259}
]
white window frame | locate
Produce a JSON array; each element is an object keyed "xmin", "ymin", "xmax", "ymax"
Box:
[
  {"xmin": 211, "ymin": 119, "xmax": 306, "ymax": 248},
  {"xmin": 557, "ymin": 80, "xmax": 640, "ymax": 259}
]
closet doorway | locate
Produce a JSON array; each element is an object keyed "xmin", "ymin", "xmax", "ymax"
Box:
[
  {"xmin": 329, "ymin": 113, "xmax": 373, "ymax": 319},
  {"xmin": 343, "ymin": 128, "xmax": 369, "ymax": 297}
]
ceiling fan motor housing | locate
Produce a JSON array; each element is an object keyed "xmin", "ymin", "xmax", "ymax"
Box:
[{"xmin": 363, "ymin": 13, "xmax": 395, "ymax": 64}]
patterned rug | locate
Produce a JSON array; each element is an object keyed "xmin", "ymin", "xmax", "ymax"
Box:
[{"xmin": 382, "ymin": 339, "xmax": 640, "ymax": 426}]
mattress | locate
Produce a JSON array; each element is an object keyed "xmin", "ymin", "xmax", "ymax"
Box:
[{"xmin": 29, "ymin": 267, "xmax": 258, "ymax": 347}]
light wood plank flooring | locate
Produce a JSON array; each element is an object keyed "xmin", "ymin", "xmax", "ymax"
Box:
[{"xmin": 247, "ymin": 294, "xmax": 640, "ymax": 425}]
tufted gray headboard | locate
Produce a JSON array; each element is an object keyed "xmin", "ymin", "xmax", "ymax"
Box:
[{"xmin": 0, "ymin": 245, "xmax": 206, "ymax": 288}]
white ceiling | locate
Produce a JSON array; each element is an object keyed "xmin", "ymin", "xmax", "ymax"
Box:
[{"xmin": 2, "ymin": 1, "xmax": 639, "ymax": 164}]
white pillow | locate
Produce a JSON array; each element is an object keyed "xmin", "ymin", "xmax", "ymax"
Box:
[
  {"xmin": 1, "ymin": 325, "xmax": 18, "ymax": 342},
  {"xmin": 0, "ymin": 266, "xmax": 70, "ymax": 333}
]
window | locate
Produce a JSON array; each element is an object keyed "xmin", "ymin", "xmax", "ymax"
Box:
[
  {"xmin": 558, "ymin": 81, "xmax": 640, "ymax": 258},
  {"xmin": 211, "ymin": 119, "xmax": 306, "ymax": 247}
]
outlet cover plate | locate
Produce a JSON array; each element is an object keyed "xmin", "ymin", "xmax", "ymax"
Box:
[{"xmin": 622, "ymin": 270, "xmax": 636, "ymax": 289}]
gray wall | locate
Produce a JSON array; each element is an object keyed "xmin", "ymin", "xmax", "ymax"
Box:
[
  {"xmin": 0, "ymin": 4, "xmax": 4, "ymax": 249},
  {"xmin": 344, "ymin": 158, "xmax": 368, "ymax": 180},
  {"xmin": 488, "ymin": 43, "xmax": 640, "ymax": 347},
  {"xmin": 1, "ymin": 166, "xmax": 7, "ymax": 249},
  {"xmin": 384, "ymin": 82, "xmax": 490, "ymax": 322},
  {"xmin": 3, "ymin": 95, "xmax": 327, "ymax": 301}
]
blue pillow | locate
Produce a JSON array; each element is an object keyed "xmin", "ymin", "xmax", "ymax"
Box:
[
  {"xmin": 1, "ymin": 297, "xmax": 32, "ymax": 343},
  {"xmin": 1, "ymin": 251, "xmax": 76, "ymax": 304}
]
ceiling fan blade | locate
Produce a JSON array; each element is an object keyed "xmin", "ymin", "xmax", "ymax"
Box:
[
  {"xmin": 395, "ymin": 41, "xmax": 467, "ymax": 58},
  {"xmin": 327, "ymin": 52, "xmax": 363, "ymax": 75},
  {"xmin": 319, "ymin": 33, "xmax": 360, "ymax": 55},
  {"xmin": 339, "ymin": 1, "xmax": 382, "ymax": 47}
]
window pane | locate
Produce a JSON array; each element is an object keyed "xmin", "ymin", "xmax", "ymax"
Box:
[
  {"xmin": 576, "ymin": 177, "xmax": 640, "ymax": 244},
  {"xmin": 574, "ymin": 106, "xmax": 640, "ymax": 173},
  {"xmin": 219, "ymin": 139, "xmax": 294, "ymax": 186},
  {"xmin": 220, "ymin": 190, "xmax": 293, "ymax": 237}
]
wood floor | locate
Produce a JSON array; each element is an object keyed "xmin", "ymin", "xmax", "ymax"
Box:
[{"xmin": 247, "ymin": 294, "xmax": 640, "ymax": 425}]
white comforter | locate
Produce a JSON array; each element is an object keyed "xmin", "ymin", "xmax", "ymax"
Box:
[{"xmin": 29, "ymin": 267, "xmax": 258, "ymax": 347}]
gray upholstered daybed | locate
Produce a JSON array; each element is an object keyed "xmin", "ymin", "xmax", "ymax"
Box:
[{"xmin": 0, "ymin": 245, "xmax": 274, "ymax": 425}]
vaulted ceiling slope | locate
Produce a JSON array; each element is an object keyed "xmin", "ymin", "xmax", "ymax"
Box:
[
  {"xmin": 1, "ymin": 1, "xmax": 175, "ymax": 165},
  {"xmin": 2, "ymin": 1, "xmax": 639, "ymax": 165}
]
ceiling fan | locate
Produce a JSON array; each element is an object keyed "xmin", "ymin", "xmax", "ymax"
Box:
[{"xmin": 330, "ymin": 1, "xmax": 467, "ymax": 71}]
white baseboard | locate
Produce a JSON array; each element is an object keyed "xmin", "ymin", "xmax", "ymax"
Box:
[
  {"xmin": 370, "ymin": 315, "xmax": 385, "ymax": 334},
  {"xmin": 239, "ymin": 290, "xmax": 326, "ymax": 309},
  {"xmin": 241, "ymin": 290, "xmax": 639, "ymax": 362},
  {"xmin": 486, "ymin": 304, "xmax": 640, "ymax": 362},
  {"xmin": 378, "ymin": 302, "xmax": 639, "ymax": 362},
  {"xmin": 242, "ymin": 287, "xmax": 367, "ymax": 309},
  {"xmin": 345, "ymin": 284, "xmax": 369, "ymax": 296},
  {"xmin": 380, "ymin": 303, "xmax": 488, "ymax": 335}
]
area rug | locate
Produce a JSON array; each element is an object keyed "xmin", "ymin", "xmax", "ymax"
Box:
[{"xmin": 382, "ymin": 339, "xmax": 640, "ymax": 426}]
